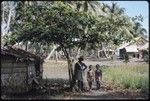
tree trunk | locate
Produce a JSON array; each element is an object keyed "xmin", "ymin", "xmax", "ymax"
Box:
[
  {"xmin": 5, "ymin": 2, "xmax": 17, "ymax": 35},
  {"xmin": 5, "ymin": 6, "xmax": 12, "ymax": 35},
  {"xmin": 67, "ymin": 59, "xmax": 73, "ymax": 86},
  {"xmin": 97, "ymin": 49, "xmax": 100, "ymax": 59},
  {"xmin": 35, "ymin": 43, "xmax": 39, "ymax": 54},
  {"xmin": 103, "ymin": 49, "xmax": 109, "ymax": 58},
  {"xmin": 100, "ymin": 42, "xmax": 109, "ymax": 58},
  {"xmin": 61, "ymin": 46, "xmax": 74, "ymax": 90},
  {"xmin": 1, "ymin": 2, "xmax": 5, "ymax": 35},
  {"xmin": 76, "ymin": 47, "xmax": 81, "ymax": 59},
  {"xmin": 55, "ymin": 51, "xmax": 58, "ymax": 62},
  {"xmin": 46, "ymin": 45, "xmax": 57, "ymax": 60},
  {"xmin": 39, "ymin": 43, "xmax": 42, "ymax": 54},
  {"xmin": 18, "ymin": 42, "xmax": 19, "ymax": 48},
  {"xmin": 58, "ymin": 51, "xmax": 62, "ymax": 60},
  {"xmin": 25, "ymin": 41, "xmax": 28, "ymax": 51},
  {"xmin": 109, "ymin": 48, "xmax": 117, "ymax": 60}
]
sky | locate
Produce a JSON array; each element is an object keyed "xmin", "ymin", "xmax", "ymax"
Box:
[{"xmin": 101, "ymin": 1, "xmax": 149, "ymax": 36}]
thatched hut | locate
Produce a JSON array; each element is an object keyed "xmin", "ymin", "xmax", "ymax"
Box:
[
  {"xmin": 1, "ymin": 46, "xmax": 44, "ymax": 93},
  {"xmin": 117, "ymin": 36, "xmax": 149, "ymax": 59},
  {"xmin": 138, "ymin": 42, "xmax": 149, "ymax": 61},
  {"xmin": 119, "ymin": 44, "xmax": 139, "ymax": 59}
]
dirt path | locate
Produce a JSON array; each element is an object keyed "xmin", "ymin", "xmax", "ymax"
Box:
[
  {"xmin": 47, "ymin": 81, "xmax": 148, "ymax": 100},
  {"xmin": 62, "ymin": 90, "xmax": 148, "ymax": 100},
  {"xmin": 2, "ymin": 86, "xmax": 148, "ymax": 100},
  {"xmin": 48, "ymin": 86, "xmax": 148, "ymax": 100}
]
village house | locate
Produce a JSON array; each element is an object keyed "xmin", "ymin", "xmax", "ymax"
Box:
[
  {"xmin": 119, "ymin": 44, "xmax": 139, "ymax": 59},
  {"xmin": 1, "ymin": 46, "xmax": 44, "ymax": 93},
  {"xmin": 137, "ymin": 42, "xmax": 149, "ymax": 62},
  {"xmin": 117, "ymin": 37, "xmax": 149, "ymax": 60}
]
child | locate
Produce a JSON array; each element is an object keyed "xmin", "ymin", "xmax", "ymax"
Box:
[
  {"xmin": 87, "ymin": 65, "xmax": 94, "ymax": 90},
  {"xmin": 95, "ymin": 64, "xmax": 102, "ymax": 90}
]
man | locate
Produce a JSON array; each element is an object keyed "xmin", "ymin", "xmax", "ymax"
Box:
[{"xmin": 74, "ymin": 56, "xmax": 87, "ymax": 91}]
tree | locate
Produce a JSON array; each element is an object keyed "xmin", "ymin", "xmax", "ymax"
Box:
[
  {"xmin": 1, "ymin": 1, "xmax": 18, "ymax": 46},
  {"xmin": 8, "ymin": 1, "xmax": 97, "ymax": 89},
  {"xmin": 94, "ymin": 2, "xmax": 135, "ymax": 58},
  {"xmin": 1, "ymin": 1, "xmax": 17, "ymax": 35},
  {"xmin": 131, "ymin": 15, "xmax": 147, "ymax": 38}
]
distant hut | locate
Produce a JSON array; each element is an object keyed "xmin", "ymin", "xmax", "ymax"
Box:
[
  {"xmin": 1, "ymin": 46, "xmax": 44, "ymax": 93},
  {"xmin": 138, "ymin": 42, "xmax": 149, "ymax": 61},
  {"xmin": 119, "ymin": 44, "xmax": 139, "ymax": 59},
  {"xmin": 117, "ymin": 36, "xmax": 148, "ymax": 59}
]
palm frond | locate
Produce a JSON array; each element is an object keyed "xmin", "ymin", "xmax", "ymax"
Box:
[
  {"xmin": 140, "ymin": 28, "xmax": 147, "ymax": 34},
  {"xmin": 83, "ymin": 1, "xmax": 88, "ymax": 12}
]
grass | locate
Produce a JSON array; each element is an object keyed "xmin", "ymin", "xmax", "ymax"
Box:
[
  {"xmin": 102, "ymin": 64, "xmax": 149, "ymax": 93},
  {"xmin": 43, "ymin": 60, "xmax": 68, "ymax": 79},
  {"xmin": 43, "ymin": 60, "xmax": 149, "ymax": 93}
]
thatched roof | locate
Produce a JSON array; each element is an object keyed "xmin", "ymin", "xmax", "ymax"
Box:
[
  {"xmin": 118, "ymin": 36, "xmax": 149, "ymax": 53},
  {"xmin": 130, "ymin": 36, "xmax": 148, "ymax": 46},
  {"xmin": 1, "ymin": 46, "xmax": 41, "ymax": 62},
  {"xmin": 124, "ymin": 44, "xmax": 138, "ymax": 52},
  {"xmin": 118, "ymin": 43, "xmax": 130, "ymax": 50},
  {"xmin": 138, "ymin": 42, "xmax": 149, "ymax": 50}
]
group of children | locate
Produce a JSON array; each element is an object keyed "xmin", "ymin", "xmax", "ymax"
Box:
[{"xmin": 87, "ymin": 64, "xmax": 102, "ymax": 91}]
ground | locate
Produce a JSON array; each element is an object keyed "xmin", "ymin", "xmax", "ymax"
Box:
[
  {"xmin": 1, "ymin": 58, "xmax": 149, "ymax": 100},
  {"xmin": 41, "ymin": 58, "xmax": 149, "ymax": 100}
]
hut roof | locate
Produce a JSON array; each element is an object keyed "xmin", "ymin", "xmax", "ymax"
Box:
[
  {"xmin": 124, "ymin": 44, "xmax": 138, "ymax": 52},
  {"xmin": 118, "ymin": 37, "xmax": 148, "ymax": 50},
  {"xmin": 1, "ymin": 46, "xmax": 41, "ymax": 62},
  {"xmin": 118, "ymin": 43, "xmax": 130, "ymax": 49},
  {"xmin": 138, "ymin": 42, "xmax": 149, "ymax": 50}
]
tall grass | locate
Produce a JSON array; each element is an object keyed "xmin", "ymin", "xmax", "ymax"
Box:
[{"xmin": 102, "ymin": 64, "xmax": 149, "ymax": 93}]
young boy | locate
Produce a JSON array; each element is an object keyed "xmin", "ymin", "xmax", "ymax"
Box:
[
  {"xmin": 95, "ymin": 64, "xmax": 102, "ymax": 90},
  {"xmin": 87, "ymin": 65, "xmax": 94, "ymax": 91}
]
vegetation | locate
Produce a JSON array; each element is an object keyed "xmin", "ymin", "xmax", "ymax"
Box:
[
  {"xmin": 2, "ymin": 1, "xmax": 148, "ymax": 89},
  {"xmin": 102, "ymin": 64, "xmax": 149, "ymax": 93}
]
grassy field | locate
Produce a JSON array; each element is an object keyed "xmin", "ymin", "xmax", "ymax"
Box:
[
  {"xmin": 43, "ymin": 60, "xmax": 68, "ymax": 79},
  {"xmin": 102, "ymin": 64, "xmax": 149, "ymax": 93},
  {"xmin": 43, "ymin": 59, "xmax": 149, "ymax": 93}
]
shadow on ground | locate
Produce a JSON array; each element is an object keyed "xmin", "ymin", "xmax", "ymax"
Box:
[
  {"xmin": 64, "ymin": 90, "xmax": 149, "ymax": 100},
  {"xmin": 1, "ymin": 78, "xmax": 149, "ymax": 100},
  {"xmin": 1, "ymin": 78, "xmax": 70, "ymax": 100}
]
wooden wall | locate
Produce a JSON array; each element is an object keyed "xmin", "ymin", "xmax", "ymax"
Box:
[{"xmin": 1, "ymin": 56, "xmax": 31, "ymax": 93}]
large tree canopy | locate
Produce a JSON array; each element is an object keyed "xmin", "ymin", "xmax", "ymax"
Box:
[
  {"xmin": 6, "ymin": 1, "xmax": 146, "ymax": 51},
  {"xmin": 6, "ymin": 2, "xmax": 98, "ymax": 87}
]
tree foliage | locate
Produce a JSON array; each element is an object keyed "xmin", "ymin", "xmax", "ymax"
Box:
[
  {"xmin": 7, "ymin": 1, "xmax": 146, "ymax": 52},
  {"xmin": 8, "ymin": 2, "xmax": 96, "ymax": 52}
]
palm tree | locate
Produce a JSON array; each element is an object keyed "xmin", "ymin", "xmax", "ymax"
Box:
[
  {"xmin": 133, "ymin": 22, "xmax": 147, "ymax": 38},
  {"xmin": 65, "ymin": 1, "xmax": 103, "ymax": 15},
  {"xmin": 65, "ymin": 1, "xmax": 105, "ymax": 58},
  {"xmin": 97, "ymin": 2, "xmax": 135, "ymax": 58}
]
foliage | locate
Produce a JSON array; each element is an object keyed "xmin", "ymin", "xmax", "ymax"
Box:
[
  {"xmin": 102, "ymin": 64, "xmax": 149, "ymax": 93},
  {"xmin": 99, "ymin": 3, "xmax": 135, "ymax": 45},
  {"xmin": 8, "ymin": 2, "xmax": 96, "ymax": 53},
  {"xmin": 6, "ymin": 1, "xmax": 146, "ymax": 52}
]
